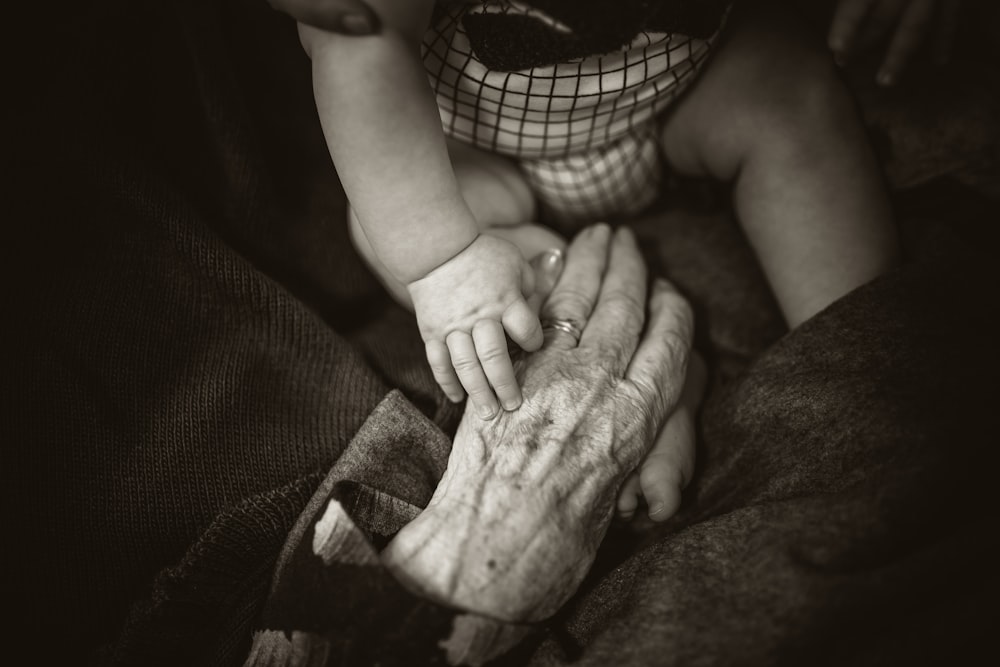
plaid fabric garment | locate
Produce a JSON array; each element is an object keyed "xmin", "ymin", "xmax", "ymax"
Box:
[{"xmin": 423, "ymin": 2, "xmax": 724, "ymax": 221}]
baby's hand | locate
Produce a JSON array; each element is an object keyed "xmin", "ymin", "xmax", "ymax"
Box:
[
  {"xmin": 829, "ymin": 0, "xmax": 961, "ymax": 85},
  {"xmin": 408, "ymin": 235, "xmax": 542, "ymax": 419}
]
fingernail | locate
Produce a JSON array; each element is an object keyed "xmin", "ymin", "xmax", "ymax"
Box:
[
  {"xmin": 540, "ymin": 247, "xmax": 563, "ymax": 266},
  {"xmin": 477, "ymin": 403, "xmax": 497, "ymax": 419},
  {"xmin": 502, "ymin": 397, "xmax": 521, "ymax": 411},
  {"xmin": 538, "ymin": 248, "xmax": 563, "ymax": 275},
  {"xmin": 337, "ymin": 13, "xmax": 374, "ymax": 35},
  {"xmin": 648, "ymin": 503, "xmax": 665, "ymax": 517},
  {"xmin": 531, "ymin": 248, "xmax": 564, "ymax": 294}
]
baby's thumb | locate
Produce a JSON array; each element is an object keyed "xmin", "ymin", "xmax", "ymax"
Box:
[
  {"xmin": 521, "ymin": 258, "xmax": 536, "ymax": 299},
  {"xmin": 525, "ymin": 248, "xmax": 564, "ymax": 312}
]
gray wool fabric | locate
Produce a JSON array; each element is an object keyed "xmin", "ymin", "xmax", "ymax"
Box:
[{"xmin": 5, "ymin": 0, "xmax": 998, "ymax": 665}]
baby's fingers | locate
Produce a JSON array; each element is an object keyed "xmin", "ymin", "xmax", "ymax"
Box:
[
  {"xmin": 426, "ymin": 340, "xmax": 465, "ymax": 403},
  {"xmin": 502, "ymin": 299, "xmax": 543, "ymax": 352},
  {"xmin": 473, "ymin": 320, "xmax": 522, "ymax": 411},
  {"xmin": 877, "ymin": 0, "xmax": 935, "ymax": 85},
  {"xmin": 447, "ymin": 331, "xmax": 499, "ymax": 420}
]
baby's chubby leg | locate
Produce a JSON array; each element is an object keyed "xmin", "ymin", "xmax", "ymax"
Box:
[
  {"xmin": 620, "ymin": 6, "xmax": 900, "ymax": 521},
  {"xmin": 349, "ymin": 138, "xmax": 565, "ymax": 308},
  {"xmin": 659, "ymin": 4, "xmax": 899, "ymax": 328}
]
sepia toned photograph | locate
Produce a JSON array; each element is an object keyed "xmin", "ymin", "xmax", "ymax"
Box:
[{"xmin": 5, "ymin": 0, "xmax": 996, "ymax": 664}]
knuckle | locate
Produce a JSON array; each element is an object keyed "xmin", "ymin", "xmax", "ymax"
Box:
[
  {"xmin": 616, "ymin": 303, "xmax": 646, "ymax": 333},
  {"xmin": 633, "ymin": 374, "xmax": 668, "ymax": 411},
  {"xmin": 429, "ymin": 362, "xmax": 454, "ymax": 376},
  {"xmin": 491, "ymin": 379, "xmax": 517, "ymax": 396},
  {"xmin": 656, "ymin": 292, "xmax": 694, "ymax": 334},
  {"xmin": 452, "ymin": 356, "xmax": 481, "ymax": 373},
  {"xmin": 477, "ymin": 346, "xmax": 510, "ymax": 365},
  {"xmin": 426, "ymin": 344, "xmax": 448, "ymax": 361},
  {"xmin": 661, "ymin": 329, "xmax": 692, "ymax": 364},
  {"xmin": 589, "ymin": 343, "xmax": 627, "ymax": 376},
  {"xmin": 601, "ymin": 299, "xmax": 645, "ymax": 333},
  {"xmin": 604, "ymin": 286, "xmax": 646, "ymax": 314},
  {"xmin": 467, "ymin": 385, "xmax": 494, "ymax": 401},
  {"xmin": 546, "ymin": 287, "xmax": 593, "ymax": 318},
  {"xmin": 472, "ymin": 318, "xmax": 499, "ymax": 337}
]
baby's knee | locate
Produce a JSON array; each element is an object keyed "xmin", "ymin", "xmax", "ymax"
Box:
[
  {"xmin": 726, "ymin": 19, "xmax": 861, "ymax": 157},
  {"xmin": 662, "ymin": 16, "xmax": 860, "ymax": 178},
  {"xmin": 753, "ymin": 49, "xmax": 855, "ymax": 143}
]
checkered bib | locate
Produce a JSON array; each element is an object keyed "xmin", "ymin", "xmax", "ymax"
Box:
[{"xmin": 422, "ymin": 2, "xmax": 722, "ymax": 221}]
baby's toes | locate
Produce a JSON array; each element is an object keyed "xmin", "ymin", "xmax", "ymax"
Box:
[
  {"xmin": 638, "ymin": 412, "xmax": 696, "ymax": 522},
  {"xmin": 639, "ymin": 462, "xmax": 683, "ymax": 522},
  {"xmin": 616, "ymin": 472, "xmax": 641, "ymax": 520}
]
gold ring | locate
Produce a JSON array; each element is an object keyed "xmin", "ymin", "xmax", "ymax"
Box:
[{"xmin": 541, "ymin": 318, "xmax": 585, "ymax": 345}]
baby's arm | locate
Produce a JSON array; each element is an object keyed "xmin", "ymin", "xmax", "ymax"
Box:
[
  {"xmin": 299, "ymin": 0, "xmax": 542, "ymax": 417},
  {"xmin": 299, "ymin": 0, "xmax": 476, "ymax": 283}
]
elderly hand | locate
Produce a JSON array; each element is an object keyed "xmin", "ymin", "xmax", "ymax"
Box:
[
  {"xmin": 382, "ymin": 224, "xmax": 697, "ymax": 623},
  {"xmin": 267, "ymin": 0, "xmax": 379, "ymax": 34},
  {"xmin": 828, "ymin": 0, "xmax": 962, "ymax": 85}
]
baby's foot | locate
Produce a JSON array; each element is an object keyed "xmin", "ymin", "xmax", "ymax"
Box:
[{"xmin": 617, "ymin": 352, "xmax": 706, "ymax": 522}]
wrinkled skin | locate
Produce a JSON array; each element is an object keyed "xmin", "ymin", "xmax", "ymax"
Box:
[{"xmin": 383, "ymin": 225, "xmax": 696, "ymax": 622}]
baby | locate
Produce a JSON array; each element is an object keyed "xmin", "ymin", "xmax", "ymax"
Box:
[{"xmin": 298, "ymin": 0, "xmax": 937, "ymax": 519}]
